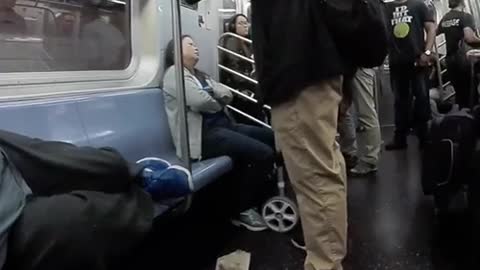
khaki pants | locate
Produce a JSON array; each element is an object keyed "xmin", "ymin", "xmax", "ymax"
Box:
[
  {"xmin": 271, "ymin": 78, "xmax": 347, "ymax": 270},
  {"xmin": 339, "ymin": 68, "xmax": 382, "ymax": 166}
]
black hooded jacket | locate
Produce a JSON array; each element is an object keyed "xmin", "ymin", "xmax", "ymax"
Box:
[{"xmin": 250, "ymin": 0, "xmax": 350, "ymax": 105}]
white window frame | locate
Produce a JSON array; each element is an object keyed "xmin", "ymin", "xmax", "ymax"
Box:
[{"xmin": 0, "ymin": 0, "xmax": 163, "ymax": 101}]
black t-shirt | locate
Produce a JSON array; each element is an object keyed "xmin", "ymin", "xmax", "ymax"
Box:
[
  {"xmin": 385, "ymin": 0, "xmax": 435, "ymax": 65},
  {"xmin": 438, "ymin": 10, "xmax": 476, "ymax": 57}
]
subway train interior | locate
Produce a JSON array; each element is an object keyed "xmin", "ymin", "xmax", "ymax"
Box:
[{"xmin": 1, "ymin": 0, "xmax": 480, "ymax": 269}]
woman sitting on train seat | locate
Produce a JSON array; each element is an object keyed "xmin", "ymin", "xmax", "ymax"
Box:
[
  {"xmin": 438, "ymin": 0, "xmax": 480, "ymax": 108},
  {"xmin": 220, "ymin": 14, "xmax": 265, "ymax": 124},
  {"xmin": 163, "ymin": 35, "xmax": 275, "ymax": 232}
]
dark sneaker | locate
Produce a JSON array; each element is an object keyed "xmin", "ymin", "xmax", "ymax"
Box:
[
  {"xmin": 350, "ymin": 162, "xmax": 378, "ymax": 176},
  {"xmin": 385, "ymin": 139, "xmax": 407, "ymax": 151},
  {"xmin": 231, "ymin": 209, "xmax": 268, "ymax": 232}
]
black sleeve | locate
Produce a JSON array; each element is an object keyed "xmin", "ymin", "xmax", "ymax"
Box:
[
  {"xmin": 462, "ymin": 13, "xmax": 476, "ymax": 31},
  {"xmin": 419, "ymin": 1, "xmax": 435, "ymax": 23}
]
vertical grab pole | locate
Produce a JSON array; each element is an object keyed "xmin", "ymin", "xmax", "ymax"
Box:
[{"xmin": 171, "ymin": 0, "xmax": 191, "ymax": 171}]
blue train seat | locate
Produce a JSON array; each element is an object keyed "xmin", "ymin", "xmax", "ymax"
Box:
[{"xmin": 0, "ymin": 88, "xmax": 233, "ymax": 217}]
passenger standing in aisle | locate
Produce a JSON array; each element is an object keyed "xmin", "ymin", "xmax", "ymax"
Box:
[
  {"xmin": 250, "ymin": 1, "xmax": 348, "ymax": 269},
  {"xmin": 385, "ymin": 0, "xmax": 436, "ymax": 150},
  {"xmin": 438, "ymin": 0, "xmax": 480, "ymax": 109},
  {"xmin": 339, "ymin": 68, "xmax": 382, "ymax": 176}
]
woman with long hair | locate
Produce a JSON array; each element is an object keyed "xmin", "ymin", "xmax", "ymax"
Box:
[{"xmin": 220, "ymin": 14, "xmax": 265, "ymax": 124}]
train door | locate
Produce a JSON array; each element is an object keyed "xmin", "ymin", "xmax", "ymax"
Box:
[{"xmin": 161, "ymin": 0, "xmax": 222, "ymax": 78}]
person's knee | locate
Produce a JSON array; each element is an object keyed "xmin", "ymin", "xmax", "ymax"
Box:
[{"xmin": 257, "ymin": 144, "xmax": 275, "ymax": 165}]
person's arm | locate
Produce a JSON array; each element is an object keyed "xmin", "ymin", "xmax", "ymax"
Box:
[
  {"xmin": 424, "ymin": 21, "xmax": 436, "ymax": 52},
  {"xmin": 163, "ymin": 67, "xmax": 222, "ymax": 113},
  {"xmin": 420, "ymin": 1, "xmax": 436, "ymax": 66},
  {"xmin": 211, "ymin": 80, "xmax": 234, "ymax": 105},
  {"xmin": 463, "ymin": 14, "xmax": 480, "ymax": 45},
  {"xmin": 464, "ymin": 28, "xmax": 480, "ymax": 44},
  {"xmin": 419, "ymin": 21, "xmax": 436, "ymax": 66}
]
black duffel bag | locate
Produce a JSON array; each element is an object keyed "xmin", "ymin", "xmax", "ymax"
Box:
[{"xmin": 0, "ymin": 130, "xmax": 131, "ymax": 196}]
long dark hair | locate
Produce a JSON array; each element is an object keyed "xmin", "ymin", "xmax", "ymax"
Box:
[
  {"xmin": 164, "ymin": 35, "xmax": 192, "ymax": 70},
  {"xmin": 164, "ymin": 35, "xmax": 208, "ymax": 81},
  {"xmin": 226, "ymin": 14, "xmax": 248, "ymax": 34}
]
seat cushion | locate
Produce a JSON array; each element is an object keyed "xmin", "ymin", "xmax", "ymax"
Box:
[
  {"xmin": 152, "ymin": 156, "xmax": 233, "ymax": 217},
  {"xmin": 191, "ymin": 156, "xmax": 233, "ymax": 192}
]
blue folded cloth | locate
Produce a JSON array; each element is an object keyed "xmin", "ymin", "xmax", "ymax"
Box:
[{"xmin": 136, "ymin": 158, "xmax": 193, "ymax": 201}]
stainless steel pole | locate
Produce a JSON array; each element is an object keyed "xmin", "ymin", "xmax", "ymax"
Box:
[{"xmin": 171, "ymin": 0, "xmax": 191, "ymax": 170}]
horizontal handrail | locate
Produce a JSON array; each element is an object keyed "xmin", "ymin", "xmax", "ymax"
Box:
[
  {"xmin": 219, "ymin": 64, "xmax": 258, "ymax": 84},
  {"xmin": 226, "ymin": 105, "xmax": 272, "ymax": 129},
  {"xmin": 218, "ymin": 32, "xmax": 252, "ymax": 44},
  {"xmin": 217, "ymin": 46, "xmax": 255, "ymax": 64},
  {"xmin": 437, "ymin": 41, "xmax": 446, "ymax": 48},
  {"xmin": 220, "ymin": 83, "xmax": 271, "ymax": 110},
  {"xmin": 217, "ymin": 33, "xmax": 274, "ymax": 125}
]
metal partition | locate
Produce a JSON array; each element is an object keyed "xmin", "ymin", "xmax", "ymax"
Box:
[{"xmin": 217, "ymin": 32, "xmax": 272, "ymax": 128}]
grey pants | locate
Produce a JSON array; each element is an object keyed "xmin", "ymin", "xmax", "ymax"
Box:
[{"xmin": 339, "ymin": 68, "xmax": 382, "ymax": 166}]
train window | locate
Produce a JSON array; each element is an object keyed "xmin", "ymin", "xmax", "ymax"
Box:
[
  {"xmin": 0, "ymin": 0, "xmax": 131, "ymax": 73},
  {"xmin": 181, "ymin": 0, "xmax": 198, "ymax": 10},
  {"xmin": 223, "ymin": 0, "xmax": 236, "ymax": 9}
]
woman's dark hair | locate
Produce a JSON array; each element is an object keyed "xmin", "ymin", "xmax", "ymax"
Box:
[
  {"xmin": 226, "ymin": 14, "xmax": 248, "ymax": 34},
  {"xmin": 164, "ymin": 35, "xmax": 192, "ymax": 70},
  {"xmin": 448, "ymin": 0, "xmax": 464, "ymax": 9},
  {"xmin": 164, "ymin": 34, "xmax": 208, "ymax": 80}
]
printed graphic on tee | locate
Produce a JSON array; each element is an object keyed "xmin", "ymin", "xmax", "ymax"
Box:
[
  {"xmin": 391, "ymin": 5, "xmax": 413, "ymax": 38},
  {"xmin": 441, "ymin": 19, "xmax": 460, "ymax": 28}
]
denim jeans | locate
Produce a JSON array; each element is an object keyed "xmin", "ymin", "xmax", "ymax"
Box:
[
  {"xmin": 390, "ymin": 63, "xmax": 431, "ymax": 142},
  {"xmin": 202, "ymin": 123, "xmax": 274, "ymax": 164},
  {"xmin": 202, "ymin": 123, "xmax": 275, "ymax": 213}
]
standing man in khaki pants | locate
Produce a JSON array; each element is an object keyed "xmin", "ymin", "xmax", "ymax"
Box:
[{"xmin": 250, "ymin": 1, "xmax": 348, "ymax": 269}]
